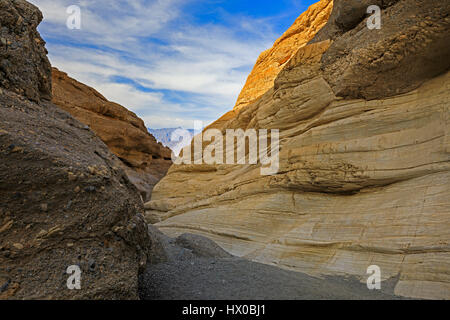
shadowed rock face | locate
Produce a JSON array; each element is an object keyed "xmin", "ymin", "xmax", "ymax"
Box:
[
  {"xmin": 0, "ymin": 0, "xmax": 51, "ymax": 102},
  {"xmin": 147, "ymin": 0, "xmax": 450, "ymax": 299},
  {"xmin": 316, "ymin": 0, "xmax": 450, "ymax": 100},
  {"xmin": 51, "ymin": 68, "xmax": 172, "ymax": 201},
  {"xmin": 0, "ymin": 1, "xmax": 164, "ymax": 299},
  {"xmin": 311, "ymin": 0, "xmax": 404, "ymax": 43}
]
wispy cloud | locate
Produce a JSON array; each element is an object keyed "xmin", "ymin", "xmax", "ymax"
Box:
[{"xmin": 29, "ymin": 0, "xmax": 307, "ymax": 128}]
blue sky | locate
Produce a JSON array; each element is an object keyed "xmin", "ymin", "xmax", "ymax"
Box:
[{"xmin": 29, "ymin": 0, "xmax": 316, "ymax": 129}]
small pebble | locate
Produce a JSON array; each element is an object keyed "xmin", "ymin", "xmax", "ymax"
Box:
[
  {"xmin": 0, "ymin": 279, "xmax": 11, "ymax": 293},
  {"xmin": 13, "ymin": 243, "xmax": 24, "ymax": 250},
  {"xmin": 88, "ymin": 259, "xmax": 96, "ymax": 271},
  {"xmin": 67, "ymin": 172, "xmax": 76, "ymax": 181},
  {"xmin": 84, "ymin": 186, "xmax": 96, "ymax": 193}
]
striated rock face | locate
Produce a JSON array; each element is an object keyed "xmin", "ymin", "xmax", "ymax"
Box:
[
  {"xmin": 233, "ymin": 0, "xmax": 333, "ymax": 110},
  {"xmin": 147, "ymin": 0, "xmax": 450, "ymax": 299},
  {"xmin": 0, "ymin": 1, "xmax": 164, "ymax": 299},
  {"xmin": 52, "ymin": 68, "xmax": 172, "ymax": 201}
]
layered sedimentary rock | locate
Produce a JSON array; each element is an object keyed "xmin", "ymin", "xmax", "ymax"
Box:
[
  {"xmin": 52, "ymin": 69, "xmax": 172, "ymax": 201},
  {"xmin": 0, "ymin": 0, "xmax": 163, "ymax": 299},
  {"xmin": 147, "ymin": 0, "xmax": 450, "ymax": 299},
  {"xmin": 233, "ymin": 0, "xmax": 332, "ymax": 110}
]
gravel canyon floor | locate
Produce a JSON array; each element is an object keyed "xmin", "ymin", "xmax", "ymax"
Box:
[{"xmin": 139, "ymin": 230, "xmax": 404, "ymax": 300}]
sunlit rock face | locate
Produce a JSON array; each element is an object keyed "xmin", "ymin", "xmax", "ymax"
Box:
[
  {"xmin": 51, "ymin": 68, "xmax": 172, "ymax": 201},
  {"xmin": 233, "ymin": 0, "xmax": 333, "ymax": 111},
  {"xmin": 146, "ymin": 0, "xmax": 450, "ymax": 300}
]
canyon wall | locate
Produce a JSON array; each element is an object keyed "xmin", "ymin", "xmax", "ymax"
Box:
[
  {"xmin": 0, "ymin": 0, "xmax": 164, "ymax": 299},
  {"xmin": 51, "ymin": 68, "xmax": 172, "ymax": 201},
  {"xmin": 146, "ymin": 0, "xmax": 450, "ymax": 299}
]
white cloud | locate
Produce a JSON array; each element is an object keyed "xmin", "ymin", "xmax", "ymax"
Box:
[
  {"xmin": 29, "ymin": 0, "xmax": 280, "ymax": 128},
  {"xmin": 142, "ymin": 116, "xmax": 210, "ymax": 131},
  {"xmin": 90, "ymin": 82, "xmax": 164, "ymax": 112}
]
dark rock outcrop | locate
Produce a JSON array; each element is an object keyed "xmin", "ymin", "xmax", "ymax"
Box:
[
  {"xmin": 314, "ymin": 0, "xmax": 450, "ymax": 100},
  {"xmin": 311, "ymin": 0, "xmax": 401, "ymax": 43},
  {"xmin": 0, "ymin": 0, "xmax": 163, "ymax": 299},
  {"xmin": 0, "ymin": 0, "xmax": 51, "ymax": 102}
]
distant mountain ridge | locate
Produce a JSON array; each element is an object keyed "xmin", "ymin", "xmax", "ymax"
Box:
[{"xmin": 148, "ymin": 127, "xmax": 195, "ymax": 155}]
